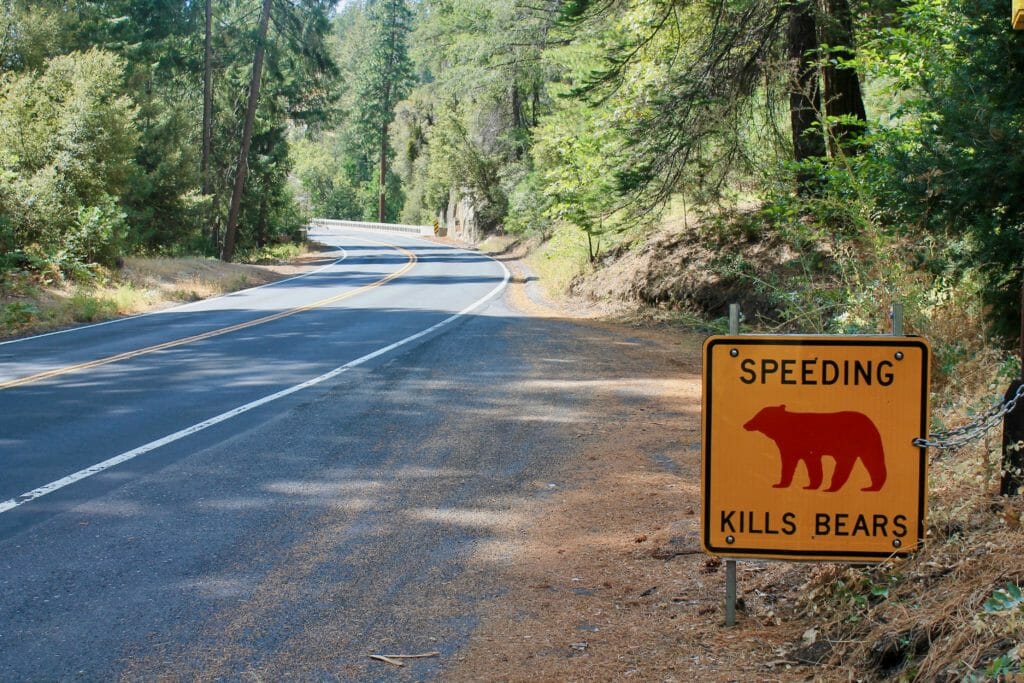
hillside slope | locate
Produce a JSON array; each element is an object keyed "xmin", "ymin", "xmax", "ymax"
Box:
[{"xmin": 478, "ymin": 227, "xmax": 1024, "ymax": 681}]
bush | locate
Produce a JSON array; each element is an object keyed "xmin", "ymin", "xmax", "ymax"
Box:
[
  {"xmin": 64, "ymin": 198, "xmax": 128, "ymax": 269},
  {"xmin": 0, "ymin": 48, "xmax": 139, "ymax": 270}
]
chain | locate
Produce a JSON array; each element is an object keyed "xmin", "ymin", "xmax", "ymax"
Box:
[{"xmin": 913, "ymin": 382, "xmax": 1024, "ymax": 451}]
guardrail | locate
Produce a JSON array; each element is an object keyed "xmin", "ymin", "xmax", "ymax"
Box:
[{"xmin": 310, "ymin": 218, "xmax": 434, "ymax": 237}]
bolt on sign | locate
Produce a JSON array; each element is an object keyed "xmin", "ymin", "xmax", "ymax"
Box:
[{"xmin": 702, "ymin": 335, "xmax": 931, "ymax": 562}]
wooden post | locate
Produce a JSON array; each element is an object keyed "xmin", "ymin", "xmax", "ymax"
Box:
[
  {"xmin": 1003, "ymin": 380, "xmax": 1024, "ymax": 496},
  {"xmin": 1003, "ymin": 280, "xmax": 1024, "ymax": 497}
]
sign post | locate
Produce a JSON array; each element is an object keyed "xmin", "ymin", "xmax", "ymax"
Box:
[
  {"xmin": 702, "ymin": 333, "xmax": 930, "ymax": 563},
  {"xmin": 724, "ymin": 304, "xmax": 740, "ymax": 627}
]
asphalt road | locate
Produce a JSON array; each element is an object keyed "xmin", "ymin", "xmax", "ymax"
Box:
[{"xmin": 0, "ymin": 228, "xmax": 603, "ymax": 679}]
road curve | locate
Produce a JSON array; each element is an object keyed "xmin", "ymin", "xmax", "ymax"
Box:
[
  {"xmin": 0, "ymin": 229, "xmax": 608, "ymax": 680},
  {"xmin": 0, "ymin": 229, "xmax": 507, "ymax": 521}
]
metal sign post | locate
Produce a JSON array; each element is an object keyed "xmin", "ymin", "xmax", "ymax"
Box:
[
  {"xmin": 725, "ymin": 303, "xmax": 740, "ymax": 627},
  {"xmin": 891, "ymin": 302, "xmax": 904, "ymax": 336},
  {"xmin": 711, "ymin": 302, "xmax": 928, "ymax": 623}
]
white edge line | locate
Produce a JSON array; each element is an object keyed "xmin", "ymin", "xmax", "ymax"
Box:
[
  {"xmin": 0, "ymin": 255, "xmax": 511, "ymax": 515},
  {"xmin": 0, "ymin": 241, "xmax": 348, "ymax": 348}
]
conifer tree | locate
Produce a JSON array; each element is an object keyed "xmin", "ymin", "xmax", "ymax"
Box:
[{"xmin": 356, "ymin": 0, "xmax": 414, "ymax": 222}]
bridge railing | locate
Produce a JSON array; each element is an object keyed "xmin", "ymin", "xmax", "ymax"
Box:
[{"xmin": 310, "ymin": 218, "xmax": 434, "ymax": 237}]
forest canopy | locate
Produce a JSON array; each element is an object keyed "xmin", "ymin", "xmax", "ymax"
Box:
[{"xmin": 2, "ymin": 0, "xmax": 1023, "ymax": 339}]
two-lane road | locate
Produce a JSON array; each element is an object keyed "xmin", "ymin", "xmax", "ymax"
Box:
[
  {"xmin": 0, "ymin": 227, "xmax": 627, "ymax": 680},
  {"xmin": 1, "ymin": 228, "xmax": 566, "ymax": 680},
  {"xmin": 0, "ymin": 229, "xmax": 507, "ymax": 524}
]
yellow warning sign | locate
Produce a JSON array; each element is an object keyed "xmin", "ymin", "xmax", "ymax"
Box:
[{"xmin": 702, "ymin": 335, "xmax": 931, "ymax": 561}]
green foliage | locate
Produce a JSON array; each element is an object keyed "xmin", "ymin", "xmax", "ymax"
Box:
[
  {"xmin": 0, "ymin": 0, "xmax": 1020, "ymax": 357},
  {"xmin": 0, "ymin": 301, "xmax": 38, "ymax": 328},
  {"xmin": 964, "ymin": 583, "xmax": 1024, "ymax": 680},
  {"xmin": 0, "ymin": 48, "xmax": 139, "ymax": 275},
  {"xmin": 237, "ymin": 241, "xmax": 304, "ymax": 264},
  {"xmin": 308, "ymin": 0, "xmax": 559, "ymax": 230},
  {"xmin": 64, "ymin": 199, "xmax": 129, "ymax": 269},
  {"xmin": 532, "ymin": 96, "xmax": 624, "ymax": 259},
  {"xmin": 0, "ymin": 0, "xmax": 336, "ymax": 270},
  {"xmin": 423, "ymin": 109, "xmax": 509, "ymax": 231},
  {"xmin": 67, "ymin": 289, "xmax": 118, "ymax": 323},
  {"xmin": 525, "ymin": 222, "xmax": 596, "ymax": 296},
  {"xmin": 292, "ymin": 0, "xmax": 410, "ymax": 223},
  {"xmin": 292, "ymin": 137, "xmax": 360, "ymax": 219},
  {"xmin": 856, "ymin": 0, "xmax": 1024, "ymax": 341},
  {"xmin": 983, "ymin": 583, "xmax": 1024, "ymax": 614}
]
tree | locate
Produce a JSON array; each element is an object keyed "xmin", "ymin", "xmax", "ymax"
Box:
[
  {"xmin": 202, "ymin": 0, "xmax": 214, "ymax": 246},
  {"xmin": 391, "ymin": 0, "xmax": 561, "ymax": 230},
  {"xmin": 221, "ymin": 0, "xmax": 273, "ymax": 262},
  {"xmin": 819, "ymin": 0, "xmax": 867, "ymax": 156},
  {"xmin": 561, "ymin": 0, "xmax": 869, "ymax": 211},
  {"xmin": 788, "ymin": 0, "xmax": 826, "ymax": 170},
  {"xmin": 533, "ymin": 101, "xmax": 622, "ymax": 260},
  {"xmin": 357, "ymin": 0, "xmax": 414, "ymax": 222},
  {"xmin": 862, "ymin": 0, "xmax": 1024, "ymax": 338},
  {"xmin": 0, "ymin": 49, "xmax": 139, "ymax": 267},
  {"xmin": 219, "ymin": 0, "xmax": 337, "ymax": 260}
]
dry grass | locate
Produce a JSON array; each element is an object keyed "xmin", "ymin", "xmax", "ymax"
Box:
[
  {"xmin": 120, "ymin": 256, "xmax": 271, "ymax": 303},
  {"xmin": 0, "ymin": 256, "xmax": 294, "ymax": 340},
  {"xmin": 800, "ymin": 494, "xmax": 1024, "ymax": 680},
  {"xmin": 790, "ymin": 288, "xmax": 1024, "ymax": 680}
]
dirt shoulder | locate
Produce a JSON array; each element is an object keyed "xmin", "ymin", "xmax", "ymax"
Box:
[{"xmin": 443, "ymin": 254, "xmax": 827, "ymax": 681}]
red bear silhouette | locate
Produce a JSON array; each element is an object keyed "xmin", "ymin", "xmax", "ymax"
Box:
[{"xmin": 743, "ymin": 405, "xmax": 887, "ymax": 492}]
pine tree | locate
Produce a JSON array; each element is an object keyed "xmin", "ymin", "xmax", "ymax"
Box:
[{"xmin": 356, "ymin": 0, "xmax": 414, "ymax": 222}]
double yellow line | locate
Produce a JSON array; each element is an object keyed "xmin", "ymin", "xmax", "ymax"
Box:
[{"xmin": 0, "ymin": 240, "xmax": 417, "ymax": 391}]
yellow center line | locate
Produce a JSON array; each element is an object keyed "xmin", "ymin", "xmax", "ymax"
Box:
[{"xmin": 0, "ymin": 238, "xmax": 418, "ymax": 391}]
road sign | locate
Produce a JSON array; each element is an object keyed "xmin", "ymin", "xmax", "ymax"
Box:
[{"xmin": 702, "ymin": 335, "xmax": 931, "ymax": 561}]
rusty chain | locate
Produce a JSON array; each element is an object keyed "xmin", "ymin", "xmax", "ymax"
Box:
[{"xmin": 913, "ymin": 382, "xmax": 1024, "ymax": 451}]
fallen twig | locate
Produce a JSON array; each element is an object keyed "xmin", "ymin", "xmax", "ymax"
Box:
[
  {"xmin": 369, "ymin": 651, "xmax": 440, "ymax": 667},
  {"xmin": 369, "ymin": 655, "xmax": 405, "ymax": 667}
]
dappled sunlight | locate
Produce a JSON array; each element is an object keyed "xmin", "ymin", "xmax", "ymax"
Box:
[
  {"xmin": 391, "ymin": 465, "xmax": 476, "ymax": 479},
  {"xmin": 471, "ymin": 538, "xmax": 526, "ymax": 565},
  {"xmin": 521, "ymin": 376, "xmax": 695, "ymax": 400},
  {"xmin": 512, "ymin": 412, "xmax": 589, "ymax": 424},
  {"xmin": 199, "ymin": 497, "xmax": 272, "ymax": 512},
  {"xmin": 0, "ymin": 224, "xmax": 715, "ymax": 682},
  {"xmin": 264, "ymin": 479, "xmax": 386, "ymax": 497},
  {"xmin": 323, "ymin": 497, "xmax": 377, "ymax": 512},
  {"xmin": 73, "ymin": 499, "xmax": 148, "ymax": 517},
  {"xmin": 178, "ymin": 575, "xmax": 258, "ymax": 601},
  {"xmin": 404, "ymin": 506, "xmax": 527, "ymax": 531}
]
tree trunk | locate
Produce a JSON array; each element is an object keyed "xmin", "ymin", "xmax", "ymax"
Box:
[
  {"xmin": 201, "ymin": 0, "xmax": 214, "ymax": 248},
  {"xmin": 788, "ymin": 0, "xmax": 826, "ymax": 194},
  {"xmin": 378, "ymin": 120, "xmax": 388, "ymax": 222},
  {"xmin": 511, "ymin": 84, "xmax": 523, "ymax": 130},
  {"xmin": 820, "ymin": 0, "xmax": 867, "ymax": 156},
  {"xmin": 788, "ymin": 0, "xmax": 825, "ymax": 170},
  {"xmin": 221, "ymin": 0, "xmax": 271, "ymax": 262},
  {"xmin": 257, "ymin": 195, "xmax": 269, "ymax": 247},
  {"xmin": 532, "ymin": 82, "xmax": 540, "ymax": 127}
]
